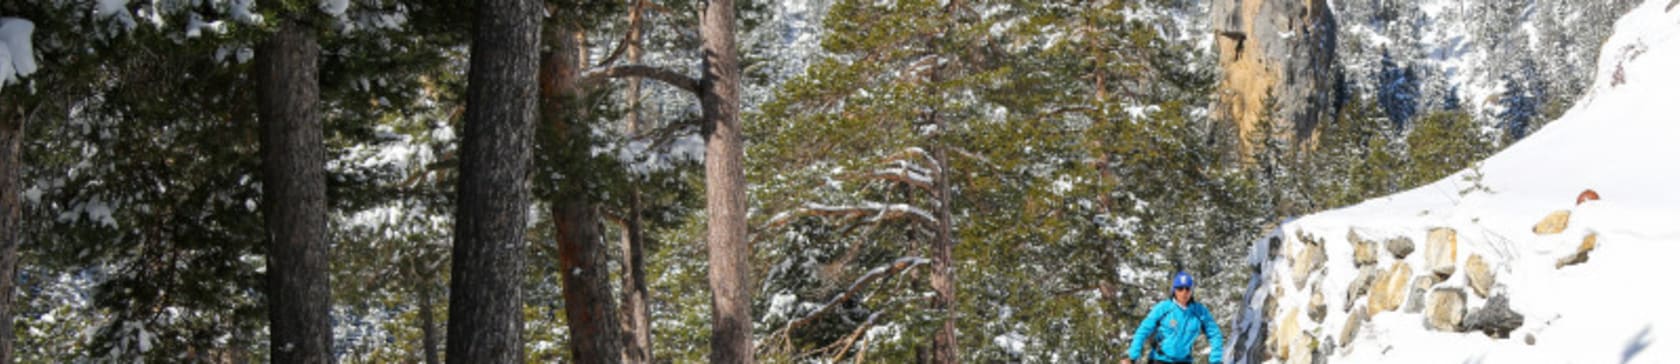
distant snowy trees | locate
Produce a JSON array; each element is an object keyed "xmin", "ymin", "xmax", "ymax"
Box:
[{"xmin": 1335, "ymin": 0, "xmax": 1637, "ymax": 142}]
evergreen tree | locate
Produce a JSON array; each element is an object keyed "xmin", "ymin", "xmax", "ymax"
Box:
[
  {"xmin": 1495, "ymin": 70, "xmax": 1539, "ymax": 142},
  {"xmin": 1442, "ymin": 84, "xmax": 1462, "ymax": 111},
  {"xmin": 1405, "ymin": 108, "xmax": 1495, "ymax": 188},
  {"xmin": 1376, "ymin": 48, "xmax": 1420, "ymax": 128}
]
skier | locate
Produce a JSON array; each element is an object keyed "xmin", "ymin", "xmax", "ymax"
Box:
[{"xmin": 1122, "ymin": 271, "xmax": 1224, "ymax": 364}]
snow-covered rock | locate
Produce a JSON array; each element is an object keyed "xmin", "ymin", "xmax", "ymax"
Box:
[
  {"xmin": 1531, "ymin": 210, "xmax": 1572, "ymax": 235},
  {"xmin": 1554, "ymin": 232, "xmax": 1600, "ymax": 268},
  {"xmin": 1290, "ymin": 235, "xmax": 1327, "ymax": 290},
  {"xmin": 1401, "ymin": 275, "xmax": 1436, "ymax": 314},
  {"xmin": 1463, "ymin": 294, "xmax": 1524, "ymax": 339},
  {"xmin": 1226, "ymin": 1, "xmax": 1680, "ymax": 362},
  {"xmin": 1363, "ymin": 262, "xmax": 1410, "ymax": 316},
  {"xmin": 1464, "ymin": 253, "xmax": 1494, "ymax": 298},
  {"xmin": 1423, "ymin": 288, "xmax": 1466, "ymax": 332},
  {"xmin": 1341, "ymin": 265, "xmax": 1376, "ymax": 312},
  {"xmin": 1422, "ymin": 227, "xmax": 1456, "ymax": 279},
  {"xmin": 1383, "ymin": 236, "xmax": 1413, "ymax": 259},
  {"xmin": 1348, "ymin": 230, "xmax": 1379, "ymax": 267}
]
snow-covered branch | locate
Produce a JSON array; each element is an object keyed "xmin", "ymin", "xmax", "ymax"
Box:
[
  {"xmin": 852, "ymin": 167, "xmax": 934, "ymax": 192},
  {"xmin": 765, "ymin": 200, "xmax": 938, "ymax": 230},
  {"xmin": 803, "ymin": 202, "xmax": 938, "ymax": 227},
  {"xmin": 765, "ymin": 257, "xmax": 930, "ymax": 354}
]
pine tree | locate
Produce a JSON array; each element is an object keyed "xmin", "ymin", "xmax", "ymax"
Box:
[
  {"xmin": 1376, "ymin": 48, "xmax": 1420, "ymax": 128},
  {"xmin": 1495, "ymin": 71, "xmax": 1538, "ymax": 142},
  {"xmin": 1405, "ymin": 108, "xmax": 1494, "ymax": 188}
]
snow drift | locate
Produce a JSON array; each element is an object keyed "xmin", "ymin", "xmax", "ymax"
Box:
[{"xmin": 1226, "ymin": 0, "xmax": 1680, "ymax": 363}]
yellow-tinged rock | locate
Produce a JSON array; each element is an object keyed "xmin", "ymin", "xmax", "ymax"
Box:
[{"xmin": 1533, "ymin": 210, "xmax": 1572, "ymax": 235}]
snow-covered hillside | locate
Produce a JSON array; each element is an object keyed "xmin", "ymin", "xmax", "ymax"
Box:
[
  {"xmin": 1334, "ymin": 0, "xmax": 1638, "ymax": 130},
  {"xmin": 1227, "ymin": 0, "xmax": 1680, "ymax": 362}
]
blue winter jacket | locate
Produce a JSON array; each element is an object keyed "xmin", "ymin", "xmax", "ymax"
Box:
[{"xmin": 1128, "ymin": 299, "xmax": 1224, "ymax": 363}]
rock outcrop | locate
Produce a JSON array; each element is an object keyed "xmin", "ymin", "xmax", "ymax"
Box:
[
  {"xmin": 1350, "ymin": 229, "xmax": 1379, "ymax": 267},
  {"xmin": 1533, "ymin": 210, "xmax": 1572, "ymax": 235},
  {"xmin": 1466, "ymin": 254, "xmax": 1496, "ymax": 298},
  {"xmin": 1425, "ymin": 228, "xmax": 1458, "ymax": 279},
  {"xmin": 1366, "ymin": 261, "xmax": 1412, "ymax": 316},
  {"xmin": 1385, "ymin": 236, "xmax": 1415, "ymax": 259},
  {"xmin": 1343, "ymin": 265, "xmax": 1378, "ymax": 312},
  {"xmin": 1556, "ymin": 233, "xmax": 1599, "ymax": 268},
  {"xmin": 1293, "ymin": 233, "xmax": 1327, "ymax": 290},
  {"xmin": 1275, "ymin": 307, "xmax": 1303, "ymax": 360},
  {"xmin": 1212, "ymin": 0, "xmax": 1339, "ymax": 153},
  {"xmin": 1425, "ymin": 288, "xmax": 1467, "ymax": 332},
  {"xmin": 1309, "ymin": 289, "xmax": 1327, "ymax": 323},
  {"xmin": 1464, "ymin": 294, "xmax": 1525, "ymax": 339},
  {"xmin": 1404, "ymin": 275, "xmax": 1439, "ymax": 314}
]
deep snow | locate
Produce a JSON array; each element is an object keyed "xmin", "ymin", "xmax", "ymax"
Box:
[{"xmin": 1229, "ymin": 0, "xmax": 1680, "ymax": 362}]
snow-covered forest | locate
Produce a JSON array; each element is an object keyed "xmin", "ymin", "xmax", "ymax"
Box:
[{"xmin": 0, "ymin": 0, "xmax": 1659, "ymax": 363}]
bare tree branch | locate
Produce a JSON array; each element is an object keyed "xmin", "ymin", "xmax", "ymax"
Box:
[
  {"xmin": 580, "ymin": 64, "xmax": 702, "ymax": 96},
  {"xmin": 595, "ymin": 0, "xmax": 648, "ymax": 68}
]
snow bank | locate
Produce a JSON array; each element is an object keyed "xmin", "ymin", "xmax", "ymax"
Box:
[
  {"xmin": 1229, "ymin": 1, "xmax": 1680, "ymax": 363},
  {"xmin": 0, "ymin": 17, "xmax": 37, "ymax": 89}
]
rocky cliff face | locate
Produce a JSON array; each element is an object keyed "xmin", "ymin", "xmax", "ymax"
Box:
[{"xmin": 1211, "ymin": 0, "xmax": 1339, "ymax": 150}]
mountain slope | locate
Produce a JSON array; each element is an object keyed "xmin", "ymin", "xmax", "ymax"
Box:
[{"xmin": 1227, "ymin": 1, "xmax": 1680, "ymax": 362}]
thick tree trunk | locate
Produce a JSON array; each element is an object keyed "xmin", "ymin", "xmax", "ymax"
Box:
[
  {"xmin": 620, "ymin": 4, "xmax": 653, "ymax": 362},
  {"xmin": 254, "ymin": 19, "xmax": 333, "ymax": 364},
  {"xmin": 0, "ymin": 102, "xmax": 23, "ymax": 364},
  {"xmin": 542, "ymin": 24, "xmax": 624, "ymax": 364},
  {"xmin": 552, "ymin": 202, "xmax": 621, "ymax": 363},
  {"xmin": 699, "ymin": 0, "xmax": 752, "ymax": 362},
  {"xmin": 446, "ymin": 0, "xmax": 541, "ymax": 361}
]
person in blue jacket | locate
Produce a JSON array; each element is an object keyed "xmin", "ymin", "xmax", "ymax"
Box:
[{"xmin": 1123, "ymin": 271, "xmax": 1223, "ymax": 364}]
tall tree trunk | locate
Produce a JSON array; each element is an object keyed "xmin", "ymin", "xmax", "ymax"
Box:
[
  {"xmin": 618, "ymin": 193, "xmax": 651, "ymax": 363},
  {"xmin": 926, "ymin": 51, "xmax": 959, "ymax": 364},
  {"xmin": 699, "ymin": 0, "xmax": 752, "ymax": 362},
  {"xmin": 619, "ymin": 3, "xmax": 653, "ymax": 362},
  {"xmin": 446, "ymin": 0, "xmax": 541, "ymax": 361},
  {"xmin": 419, "ymin": 276, "xmax": 440, "ymax": 364},
  {"xmin": 254, "ymin": 19, "xmax": 333, "ymax": 364},
  {"xmin": 542, "ymin": 24, "xmax": 623, "ymax": 364},
  {"xmin": 0, "ymin": 101, "xmax": 23, "ymax": 364}
]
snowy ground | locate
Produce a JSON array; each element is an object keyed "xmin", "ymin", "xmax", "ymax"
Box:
[{"xmin": 1231, "ymin": 1, "xmax": 1680, "ymax": 363}]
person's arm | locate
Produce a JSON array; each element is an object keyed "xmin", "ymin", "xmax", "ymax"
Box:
[
  {"xmin": 1202, "ymin": 305, "xmax": 1225, "ymax": 364},
  {"xmin": 1128, "ymin": 303, "xmax": 1166, "ymax": 360}
]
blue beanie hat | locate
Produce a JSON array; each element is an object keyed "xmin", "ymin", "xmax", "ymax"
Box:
[{"xmin": 1172, "ymin": 271, "xmax": 1194, "ymax": 289}]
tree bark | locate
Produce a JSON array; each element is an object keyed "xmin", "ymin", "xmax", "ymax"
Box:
[
  {"xmin": 541, "ymin": 23, "xmax": 624, "ymax": 364},
  {"xmin": 447, "ymin": 0, "xmax": 541, "ymax": 361},
  {"xmin": 0, "ymin": 100, "xmax": 23, "ymax": 364},
  {"xmin": 419, "ymin": 277, "xmax": 440, "ymax": 364},
  {"xmin": 926, "ymin": 49, "xmax": 959, "ymax": 364},
  {"xmin": 700, "ymin": 0, "xmax": 753, "ymax": 362},
  {"xmin": 618, "ymin": 192, "xmax": 651, "ymax": 363},
  {"xmin": 619, "ymin": 3, "xmax": 653, "ymax": 362},
  {"xmin": 552, "ymin": 202, "xmax": 621, "ymax": 364},
  {"xmin": 254, "ymin": 19, "xmax": 333, "ymax": 364}
]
